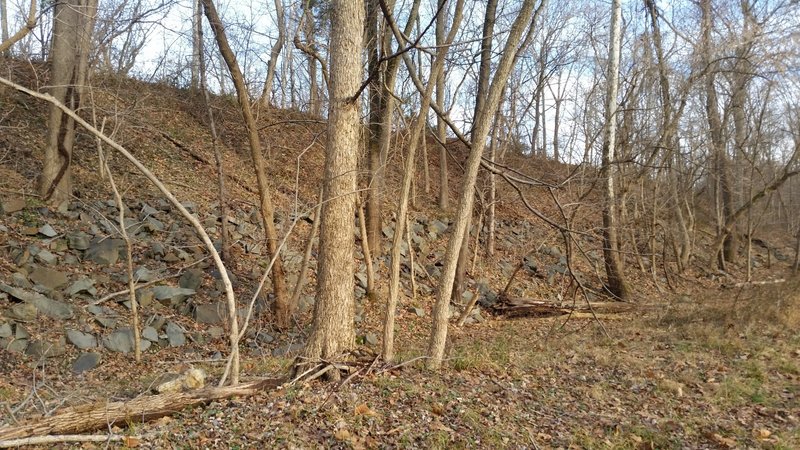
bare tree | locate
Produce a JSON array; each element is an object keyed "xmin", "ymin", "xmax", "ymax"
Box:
[
  {"xmin": 261, "ymin": 0, "xmax": 286, "ymax": 106},
  {"xmin": 300, "ymin": 0, "xmax": 364, "ymax": 370},
  {"xmin": 598, "ymin": 0, "xmax": 630, "ymax": 299},
  {"xmin": 201, "ymin": 0, "xmax": 293, "ymax": 329},
  {"xmin": 382, "ymin": 0, "xmax": 464, "ymax": 364},
  {"xmin": 427, "ymin": 0, "xmax": 547, "ymax": 370},
  {"xmin": 39, "ymin": 0, "xmax": 98, "ymax": 206}
]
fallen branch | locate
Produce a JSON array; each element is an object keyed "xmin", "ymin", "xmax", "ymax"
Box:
[
  {"xmin": 0, "ymin": 433, "xmax": 134, "ymax": 448},
  {"xmin": 0, "ymin": 379, "xmax": 280, "ymax": 440},
  {"xmin": 726, "ymin": 278, "xmax": 786, "ymax": 288}
]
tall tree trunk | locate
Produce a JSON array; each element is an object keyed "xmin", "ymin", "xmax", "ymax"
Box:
[
  {"xmin": 599, "ymin": 0, "xmax": 630, "ymax": 299},
  {"xmin": 0, "ymin": 0, "xmax": 9, "ymax": 56},
  {"xmin": 201, "ymin": 0, "xmax": 292, "ymax": 329},
  {"xmin": 427, "ymin": 0, "xmax": 546, "ymax": 370},
  {"xmin": 190, "ymin": 0, "xmax": 202, "ymax": 91},
  {"xmin": 303, "ymin": 0, "xmax": 320, "ymax": 115},
  {"xmin": 450, "ymin": 0, "xmax": 497, "ymax": 305},
  {"xmin": 302, "ymin": 0, "xmax": 364, "ymax": 363},
  {"xmin": 261, "ymin": 0, "xmax": 285, "ymax": 106},
  {"xmin": 701, "ymin": 0, "xmax": 734, "ymax": 270},
  {"xmin": 381, "ymin": 0, "xmax": 459, "ymax": 363},
  {"xmin": 435, "ymin": 0, "xmax": 448, "ymax": 210},
  {"xmin": 39, "ymin": 0, "xmax": 98, "ymax": 206},
  {"xmin": 365, "ymin": 0, "xmax": 383, "ymax": 259}
]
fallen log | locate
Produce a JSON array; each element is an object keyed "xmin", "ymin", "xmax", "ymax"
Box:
[
  {"xmin": 0, "ymin": 378, "xmax": 280, "ymax": 441},
  {"xmin": 490, "ymin": 296, "xmax": 634, "ymax": 319}
]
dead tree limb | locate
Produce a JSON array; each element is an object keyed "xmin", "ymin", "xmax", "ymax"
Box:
[{"xmin": 0, "ymin": 379, "xmax": 280, "ymax": 440}]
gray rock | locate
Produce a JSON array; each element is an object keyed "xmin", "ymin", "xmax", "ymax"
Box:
[
  {"xmin": 14, "ymin": 324, "xmax": 30, "ymax": 339},
  {"xmin": 65, "ymin": 278, "xmax": 96, "ymax": 297},
  {"xmin": 5, "ymin": 338, "xmax": 28, "ymax": 353},
  {"xmin": 95, "ymin": 316, "xmax": 118, "ymax": 328},
  {"xmin": 10, "ymin": 303, "xmax": 37, "ymax": 321},
  {"xmin": 365, "ymin": 333, "xmax": 378, "ymax": 346},
  {"xmin": 152, "ymin": 286, "xmax": 196, "ymax": 307},
  {"xmin": 66, "ymin": 232, "xmax": 92, "ymax": 250},
  {"xmin": 412, "ymin": 306, "xmax": 425, "ymax": 317},
  {"xmin": 103, "ymin": 328, "xmax": 135, "ymax": 353},
  {"xmin": 28, "ymin": 267, "xmax": 69, "ymax": 290},
  {"xmin": 255, "ymin": 331, "xmax": 274, "ymax": 344},
  {"xmin": 26, "ymin": 337, "xmax": 66, "ymax": 358},
  {"xmin": 382, "ymin": 225, "xmax": 395, "ymax": 239},
  {"xmin": 165, "ymin": 322, "xmax": 186, "ymax": 347},
  {"xmin": 142, "ymin": 326, "xmax": 159, "ymax": 342},
  {"xmin": 150, "ymin": 242, "xmax": 166, "ymax": 257},
  {"xmin": 11, "ymin": 272, "xmax": 32, "ymax": 289},
  {"xmin": 36, "ymin": 249, "xmax": 58, "ymax": 265},
  {"xmin": 355, "ymin": 272, "xmax": 368, "ymax": 289},
  {"xmin": 1, "ymin": 197, "xmax": 26, "ymax": 214},
  {"xmin": 194, "ymin": 303, "xmax": 225, "ymax": 324},
  {"xmin": 145, "ymin": 216, "xmax": 165, "ymax": 232},
  {"xmin": 272, "ymin": 342, "xmax": 304, "ymax": 357},
  {"xmin": 136, "ymin": 289, "xmax": 154, "ymax": 308},
  {"xmin": 147, "ymin": 315, "xmax": 167, "ymax": 331},
  {"xmin": 31, "ymin": 295, "xmax": 73, "ymax": 320},
  {"xmin": 72, "ymin": 353, "xmax": 101, "ymax": 373},
  {"xmin": 38, "ymin": 224, "xmax": 58, "ymax": 238},
  {"xmin": 179, "ymin": 269, "xmax": 204, "ymax": 291},
  {"xmin": 66, "ymin": 329, "xmax": 97, "ymax": 349},
  {"xmin": 140, "ymin": 203, "xmax": 159, "ymax": 218},
  {"xmin": 86, "ymin": 239, "xmax": 123, "ymax": 266},
  {"xmin": 133, "ymin": 267, "xmax": 154, "ymax": 282},
  {"xmin": 428, "ymin": 219, "xmax": 448, "ymax": 237},
  {"xmin": 0, "ymin": 322, "xmax": 11, "ymax": 338}
]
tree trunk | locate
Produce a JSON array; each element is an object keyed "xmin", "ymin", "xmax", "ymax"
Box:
[
  {"xmin": 190, "ymin": 0, "xmax": 201, "ymax": 91},
  {"xmin": 599, "ymin": 0, "xmax": 630, "ymax": 300},
  {"xmin": 427, "ymin": 0, "xmax": 545, "ymax": 370},
  {"xmin": 39, "ymin": 0, "xmax": 98, "ymax": 207},
  {"xmin": 261, "ymin": 0, "xmax": 285, "ymax": 106},
  {"xmin": 365, "ymin": 0, "xmax": 383, "ymax": 258},
  {"xmin": 302, "ymin": 0, "xmax": 364, "ymax": 363},
  {"xmin": 435, "ymin": 0, "xmax": 448, "ymax": 210},
  {"xmin": 201, "ymin": 0, "xmax": 292, "ymax": 329},
  {"xmin": 0, "ymin": 0, "xmax": 9, "ymax": 56},
  {"xmin": 303, "ymin": 1, "xmax": 320, "ymax": 115},
  {"xmin": 382, "ymin": 0, "xmax": 462, "ymax": 363}
]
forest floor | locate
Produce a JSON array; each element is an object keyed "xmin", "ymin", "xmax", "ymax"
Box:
[
  {"xmin": 136, "ymin": 280, "xmax": 800, "ymax": 449},
  {"xmin": 8, "ymin": 277, "xmax": 791, "ymax": 450}
]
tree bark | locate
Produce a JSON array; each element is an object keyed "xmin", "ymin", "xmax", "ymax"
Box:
[
  {"xmin": 435, "ymin": 0, "xmax": 449, "ymax": 210},
  {"xmin": 365, "ymin": 0, "xmax": 384, "ymax": 258},
  {"xmin": 261, "ymin": 0, "xmax": 286, "ymax": 106},
  {"xmin": 0, "ymin": 379, "xmax": 279, "ymax": 440},
  {"xmin": 599, "ymin": 0, "xmax": 630, "ymax": 300},
  {"xmin": 190, "ymin": 0, "xmax": 202, "ymax": 90},
  {"xmin": 382, "ymin": 0, "xmax": 463, "ymax": 363},
  {"xmin": 427, "ymin": 0, "xmax": 546, "ymax": 370},
  {"xmin": 201, "ymin": 0, "xmax": 292, "ymax": 329},
  {"xmin": 301, "ymin": 0, "xmax": 364, "ymax": 363},
  {"xmin": 39, "ymin": 0, "xmax": 97, "ymax": 206},
  {"xmin": 0, "ymin": 0, "xmax": 9, "ymax": 56}
]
